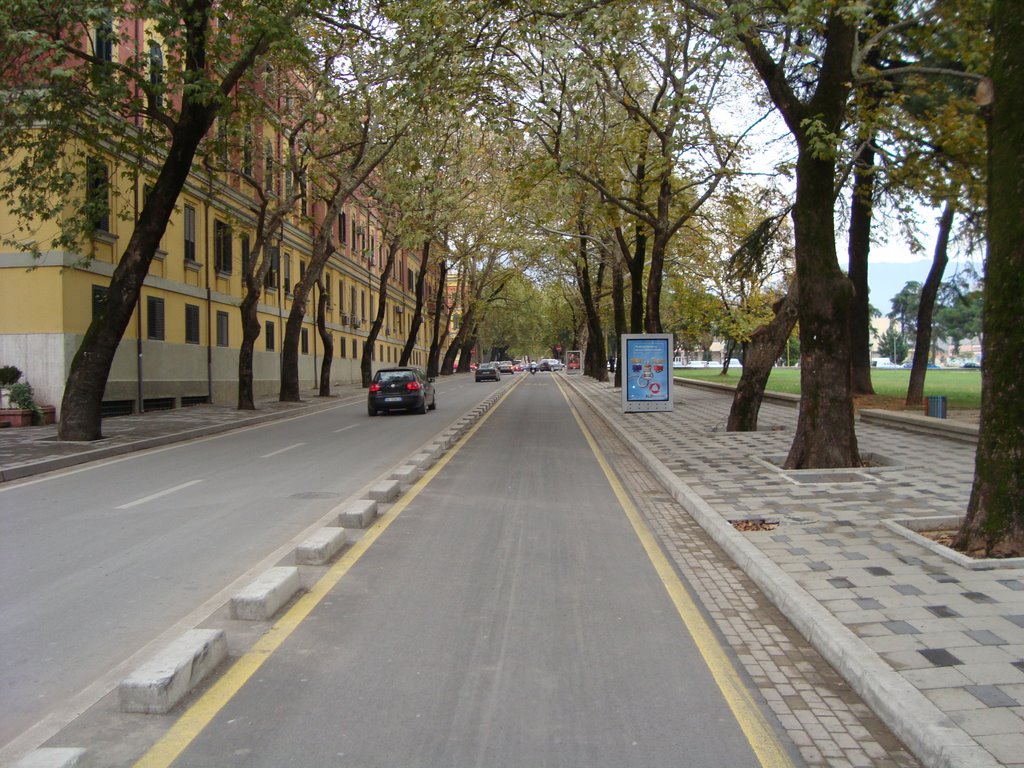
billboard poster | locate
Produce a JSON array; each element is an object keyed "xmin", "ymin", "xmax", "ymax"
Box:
[
  {"xmin": 621, "ymin": 334, "xmax": 673, "ymax": 412},
  {"xmin": 566, "ymin": 350, "xmax": 582, "ymax": 374}
]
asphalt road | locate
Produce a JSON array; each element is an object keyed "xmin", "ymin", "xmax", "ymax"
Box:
[
  {"xmin": 140, "ymin": 374, "xmax": 779, "ymax": 767},
  {"xmin": 0, "ymin": 375, "xmax": 503, "ymax": 755}
]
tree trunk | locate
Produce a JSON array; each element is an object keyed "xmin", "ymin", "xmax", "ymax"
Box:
[
  {"xmin": 316, "ymin": 282, "xmax": 334, "ymax": 396},
  {"xmin": 612, "ymin": 253, "xmax": 626, "ymax": 388},
  {"xmin": 426, "ymin": 260, "xmax": 448, "ymax": 378},
  {"xmin": 728, "ymin": 278, "xmax": 799, "ymax": 431},
  {"xmin": 955, "ymin": 0, "xmax": 1024, "ymax": 557},
  {"xmin": 575, "ymin": 211, "xmax": 608, "ymax": 382},
  {"xmin": 457, "ymin": 326, "xmax": 477, "ymax": 373},
  {"xmin": 400, "ymin": 239, "xmax": 430, "ymax": 366},
  {"xmin": 441, "ymin": 304, "xmax": 473, "ymax": 375},
  {"xmin": 59, "ymin": 109, "xmax": 220, "ymax": 440},
  {"xmin": 238, "ymin": 287, "xmax": 262, "ymax": 410},
  {"xmin": 644, "ymin": 181, "xmax": 671, "ymax": 334},
  {"xmin": 57, "ymin": 5, "xmax": 269, "ymax": 440},
  {"xmin": 784, "ymin": 145, "xmax": 860, "ymax": 469},
  {"xmin": 360, "ymin": 239, "xmax": 397, "ymax": 388},
  {"xmin": 848, "ymin": 138, "xmax": 876, "ymax": 396},
  {"xmin": 907, "ymin": 201, "xmax": 954, "ymax": 406}
]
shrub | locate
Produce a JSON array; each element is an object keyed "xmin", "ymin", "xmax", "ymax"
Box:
[
  {"xmin": 7, "ymin": 381, "xmax": 43, "ymax": 425},
  {"xmin": 0, "ymin": 365, "xmax": 22, "ymax": 386}
]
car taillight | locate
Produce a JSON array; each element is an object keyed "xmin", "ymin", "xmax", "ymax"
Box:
[
  {"xmin": 369, "ymin": 383, "xmax": 381, "ymax": 393},
  {"xmin": 406, "ymin": 381, "xmax": 422, "ymax": 391}
]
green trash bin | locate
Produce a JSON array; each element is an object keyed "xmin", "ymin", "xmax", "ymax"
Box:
[{"xmin": 926, "ymin": 395, "xmax": 947, "ymax": 419}]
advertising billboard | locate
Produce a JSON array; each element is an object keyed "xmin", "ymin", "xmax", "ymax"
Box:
[
  {"xmin": 566, "ymin": 350, "xmax": 582, "ymax": 374},
  {"xmin": 621, "ymin": 334, "xmax": 673, "ymax": 412}
]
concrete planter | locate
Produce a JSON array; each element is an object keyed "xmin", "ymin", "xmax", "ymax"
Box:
[
  {"xmin": 0, "ymin": 408, "xmax": 34, "ymax": 427},
  {"xmin": 0, "ymin": 405, "xmax": 54, "ymax": 427}
]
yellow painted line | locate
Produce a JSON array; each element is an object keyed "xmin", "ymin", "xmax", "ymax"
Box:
[
  {"xmin": 133, "ymin": 378, "xmax": 524, "ymax": 768},
  {"xmin": 554, "ymin": 377, "xmax": 794, "ymax": 768}
]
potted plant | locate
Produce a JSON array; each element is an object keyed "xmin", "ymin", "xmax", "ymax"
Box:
[
  {"xmin": 3, "ymin": 380, "xmax": 43, "ymax": 426},
  {"xmin": 0, "ymin": 365, "xmax": 22, "ymax": 409}
]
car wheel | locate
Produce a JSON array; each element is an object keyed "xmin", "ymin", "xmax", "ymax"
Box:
[
  {"xmin": 368, "ymin": 405, "xmax": 377, "ymax": 417},
  {"xmin": 429, "ymin": 393, "xmax": 437, "ymax": 410},
  {"xmin": 417, "ymin": 397, "xmax": 428, "ymax": 414}
]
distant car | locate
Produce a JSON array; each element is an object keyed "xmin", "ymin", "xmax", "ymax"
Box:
[
  {"xmin": 475, "ymin": 363, "xmax": 501, "ymax": 382},
  {"xmin": 368, "ymin": 367, "xmax": 436, "ymax": 416},
  {"xmin": 962, "ymin": 361, "xmax": 980, "ymax": 368},
  {"xmin": 685, "ymin": 360, "xmax": 709, "ymax": 369},
  {"xmin": 538, "ymin": 359, "xmax": 553, "ymax": 371},
  {"xmin": 496, "ymin": 360, "xmax": 515, "ymax": 375}
]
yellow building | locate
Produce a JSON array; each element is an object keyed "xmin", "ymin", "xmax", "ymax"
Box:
[{"xmin": 0, "ymin": 149, "xmax": 437, "ymax": 418}]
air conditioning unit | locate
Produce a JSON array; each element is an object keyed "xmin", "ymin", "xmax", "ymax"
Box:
[
  {"xmin": 352, "ymin": 318, "xmax": 361, "ymax": 328},
  {"xmin": 341, "ymin": 313, "xmax": 349, "ymax": 325},
  {"xmin": 395, "ymin": 305, "xmax": 404, "ymax": 314}
]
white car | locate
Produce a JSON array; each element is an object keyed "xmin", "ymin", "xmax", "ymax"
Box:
[{"xmin": 685, "ymin": 360, "xmax": 710, "ymax": 368}]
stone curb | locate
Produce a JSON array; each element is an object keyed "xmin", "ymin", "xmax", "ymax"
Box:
[
  {"xmin": 335, "ymin": 499, "xmax": 378, "ymax": 529},
  {"xmin": 118, "ymin": 629, "xmax": 227, "ymax": 714},
  {"xmin": 295, "ymin": 527, "xmax": 347, "ymax": 566},
  {"xmin": 563, "ymin": 377, "xmax": 1000, "ymax": 768},
  {"xmin": 229, "ymin": 567, "xmax": 302, "ymax": 621},
  {"xmin": 12, "ymin": 748, "xmax": 89, "ymax": 768}
]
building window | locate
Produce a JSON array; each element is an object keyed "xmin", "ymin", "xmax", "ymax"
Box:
[
  {"xmin": 339, "ymin": 211, "xmax": 347, "ymax": 244},
  {"xmin": 301, "ymin": 328, "xmax": 309, "ymax": 355},
  {"xmin": 339, "ymin": 335, "xmax": 346, "ymax": 358},
  {"xmin": 184, "ymin": 205, "xmax": 197, "ymax": 262},
  {"xmin": 92, "ymin": 285, "xmax": 109, "ymax": 318},
  {"xmin": 265, "ymin": 321, "xmax": 275, "ymax": 351},
  {"xmin": 185, "ymin": 304, "xmax": 200, "ymax": 344},
  {"xmin": 216, "ymin": 311, "xmax": 229, "ymax": 347},
  {"xmin": 147, "ymin": 296, "xmax": 165, "ymax": 340},
  {"xmin": 264, "ymin": 138, "xmax": 274, "ymax": 193},
  {"xmin": 350, "ymin": 286, "xmax": 356, "ymax": 319},
  {"xmin": 86, "ymin": 157, "xmax": 110, "ymax": 233},
  {"xmin": 214, "ymin": 220, "xmax": 232, "ymax": 273},
  {"xmin": 265, "ymin": 247, "xmax": 279, "ymax": 289},
  {"xmin": 148, "ymin": 42, "xmax": 163, "ymax": 109},
  {"xmin": 95, "ymin": 20, "xmax": 113, "ymax": 63},
  {"xmin": 283, "ymin": 252, "xmax": 291, "ymax": 294},
  {"xmin": 242, "ymin": 125, "xmax": 254, "ymax": 176},
  {"xmin": 240, "ymin": 235, "xmax": 250, "ymax": 275},
  {"xmin": 352, "ymin": 339, "xmax": 357, "ymax": 358},
  {"xmin": 217, "ymin": 119, "xmax": 229, "ymax": 166}
]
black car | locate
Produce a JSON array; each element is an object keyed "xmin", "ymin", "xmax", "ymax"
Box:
[
  {"xmin": 475, "ymin": 363, "xmax": 501, "ymax": 382},
  {"xmin": 368, "ymin": 367, "xmax": 436, "ymax": 415}
]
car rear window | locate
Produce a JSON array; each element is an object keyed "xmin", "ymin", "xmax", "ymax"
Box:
[{"xmin": 378, "ymin": 371, "xmax": 414, "ymax": 383}]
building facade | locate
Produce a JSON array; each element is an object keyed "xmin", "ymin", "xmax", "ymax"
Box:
[{"xmin": 0, "ymin": 21, "xmax": 437, "ymax": 418}]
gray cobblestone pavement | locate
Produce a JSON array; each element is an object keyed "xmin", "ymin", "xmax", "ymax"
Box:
[
  {"xmin": 561, "ymin": 375, "xmax": 1022, "ymax": 768},
  {"xmin": 3, "ymin": 375, "xmax": 1021, "ymax": 768}
]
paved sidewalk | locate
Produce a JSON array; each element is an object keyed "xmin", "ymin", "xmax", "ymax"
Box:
[
  {"xmin": 561, "ymin": 375, "xmax": 1023, "ymax": 768},
  {"xmin": 3, "ymin": 376, "xmax": 1022, "ymax": 768}
]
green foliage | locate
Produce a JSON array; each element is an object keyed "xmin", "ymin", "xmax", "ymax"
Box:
[
  {"xmin": 7, "ymin": 380, "xmax": 43, "ymax": 424},
  {"xmin": 876, "ymin": 326, "xmax": 909, "ymax": 364},
  {"xmin": 0, "ymin": 365, "xmax": 22, "ymax": 386}
]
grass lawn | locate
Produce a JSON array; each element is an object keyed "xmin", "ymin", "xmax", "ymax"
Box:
[{"xmin": 674, "ymin": 366, "xmax": 982, "ymax": 411}]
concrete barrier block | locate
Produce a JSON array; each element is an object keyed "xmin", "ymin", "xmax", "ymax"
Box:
[
  {"xmin": 14, "ymin": 748, "xmax": 89, "ymax": 768},
  {"xmin": 390, "ymin": 465, "xmax": 421, "ymax": 484},
  {"xmin": 411, "ymin": 452, "xmax": 436, "ymax": 470},
  {"xmin": 230, "ymin": 566, "xmax": 301, "ymax": 621},
  {"xmin": 368, "ymin": 480, "xmax": 400, "ymax": 502},
  {"xmin": 295, "ymin": 527, "xmax": 346, "ymax": 565},
  {"xmin": 336, "ymin": 498, "xmax": 377, "ymax": 528},
  {"xmin": 119, "ymin": 629, "xmax": 227, "ymax": 714}
]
